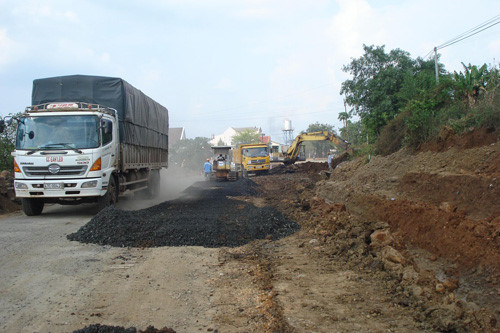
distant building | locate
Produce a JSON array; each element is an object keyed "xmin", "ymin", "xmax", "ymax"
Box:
[
  {"xmin": 259, "ymin": 135, "xmax": 271, "ymax": 144},
  {"xmin": 168, "ymin": 127, "xmax": 186, "ymax": 148},
  {"xmin": 270, "ymin": 140, "xmax": 286, "ymax": 162},
  {"xmin": 209, "ymin": 126, "xmax": 261, "ymax": 146}
]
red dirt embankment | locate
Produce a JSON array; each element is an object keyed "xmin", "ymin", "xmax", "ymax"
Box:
[
  {"xmin": 316, "ymin": 129, "xmax": 499, "ymax": 272},
  {"xmin": 264, "ymin": 128, "xmax": 499, "ymax": 331}
]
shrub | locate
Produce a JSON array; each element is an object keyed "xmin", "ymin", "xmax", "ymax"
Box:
[
  {"xmin": 376, "ymin": 112, "xmax": 407, "ymax": 156},
  {"xmin": 404, "ymin": 99, "xmax": 440, "ymax": 148}
]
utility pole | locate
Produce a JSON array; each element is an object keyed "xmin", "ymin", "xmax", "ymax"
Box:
[
  {"xmin": 343, "ymin": 99, "xmax": 350, "ymax": 142},
  {"xmin": 434, "ymin": 47, "xmax": 439, "ymax": 83}
]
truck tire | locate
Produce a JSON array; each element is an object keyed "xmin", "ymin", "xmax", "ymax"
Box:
[
  {"xmin": 135, "ymin": 170, "xmax": 160, "ymax": 199},
  {"xmin": 21, "ymin": 198, "xmax": 44, "ymax": 216},
  {"xmin": 97, "ymin": 175, "xmax": 117, "ymax": 211},
  {"xmin": 242, "ymin": 170, "xmax": 248, "ymax": 179}
]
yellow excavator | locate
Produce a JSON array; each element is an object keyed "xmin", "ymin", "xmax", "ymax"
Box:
[{"xmin": 283, "ymin": 131, "xmax": 351, "ymax": 165}]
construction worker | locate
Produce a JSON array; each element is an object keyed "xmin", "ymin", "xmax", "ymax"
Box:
[
  {"xmin": 203, "ymin": 158, "xmax": 212, "ymax": 179},
  {"xmin": 327, "ymin": 152, "xmax": 334, "ymax": 171}
]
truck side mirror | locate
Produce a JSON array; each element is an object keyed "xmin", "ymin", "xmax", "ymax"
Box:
[
  {"xmin": 106, "ymin": 122, "xmax": 112, "ymax": 134},
  {"xmin": 102, "ymin": 121, "xmax": 112, "ymax": 134}
]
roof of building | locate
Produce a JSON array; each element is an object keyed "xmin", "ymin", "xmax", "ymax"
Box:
[
  {"xmin": 168, "ymin": 127, "xmax": 185, "ymax": 147},
  {"xmin": 259, "ymin": 135, "xmax": 271, "ymax": 144}
]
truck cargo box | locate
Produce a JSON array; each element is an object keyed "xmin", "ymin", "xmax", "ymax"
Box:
[{"xmin": 31, "ymin": 75, "xmax": 169, "ymax": 150}]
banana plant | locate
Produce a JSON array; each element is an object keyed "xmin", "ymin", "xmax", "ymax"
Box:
[{"xmin": 453, "ymin": 63, "xmax": 490, "ymax": 107}]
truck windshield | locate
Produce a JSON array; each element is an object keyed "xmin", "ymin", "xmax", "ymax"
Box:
[
  {"xmin": 245, "ymin": 147, "xmax": 268, "ymax": 157},
  {"xmin": 16, "ymin": 115, "xmax": 99, "ymax": 150}
]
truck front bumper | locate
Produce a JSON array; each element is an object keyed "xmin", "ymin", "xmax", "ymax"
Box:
[
  {"xmin": 247, "ymin": 164, "xmax": 270, "ymax": 171},
  {"xmin": 14, "ymin": 178, "xmax": 106, "ymax": 198}
]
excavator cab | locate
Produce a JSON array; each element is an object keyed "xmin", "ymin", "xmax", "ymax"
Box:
[{"xmin": 283, "ymin": 131, "xmax": 351, "ymax": 166}]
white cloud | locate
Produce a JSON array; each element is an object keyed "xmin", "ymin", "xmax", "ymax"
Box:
[
  {"xmin": 100, "ymin": 53, "xmax": 110, "ymax": 63},
  {"xmin": 329, "ymin": 0, "xmax": 376, "ymax": 60},
  {"xmin": 213, "ymin": 77, "xmax": 235, "ymax": 91},
  {"xmin": 232, "ymin": 6, "xmax": 272, "ymax": 19},
  {"xmin": 488, "ymin": 36, "xmax": 500, "ymax": 65},
  {"xmin": 0, "ymin": 29, "xmax": 23, "ymax": 68},
  {"xmin": 11, "ymin": 1, "xmax": 79, "ymax": 23}
]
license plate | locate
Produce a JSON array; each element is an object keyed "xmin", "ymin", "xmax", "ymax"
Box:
[{"xmin": 44, "ymin": 183, "xmax": 64, "ymax": 190}]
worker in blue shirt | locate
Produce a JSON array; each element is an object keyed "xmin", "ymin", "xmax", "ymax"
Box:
[{"xmin": 203, "ymin": 158, "xmax": 212, "ymax": 179}]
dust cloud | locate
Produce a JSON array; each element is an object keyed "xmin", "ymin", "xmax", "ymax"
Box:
[{"xmin": 116, "ymin": 166, "xmax": 203, "ymax": 211}]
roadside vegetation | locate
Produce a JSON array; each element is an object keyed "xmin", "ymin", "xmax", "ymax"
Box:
[
  {"xmin": 169, "ymin": 137, "xmax": 213, "ymax": 171},
  {"xmin": 0, "ymin": 114, "xmax": 18, "ymax": 170},
  {"xmin": 339, "ymin": 44, "xmax": 500, "ymax": 156}
]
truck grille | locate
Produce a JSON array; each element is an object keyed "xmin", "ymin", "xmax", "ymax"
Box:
[
  {"xmin": 23, "ymin": 165, "xmax": 88, "ymax": 177},
  {"xmin": 252, "ymin": 159, "xmax": 266, "ymax": 164}
]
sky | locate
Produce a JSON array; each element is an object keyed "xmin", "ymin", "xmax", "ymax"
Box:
[{"xmin": 1, "ymin": 0, "xmax": 499, "ymax": 142}]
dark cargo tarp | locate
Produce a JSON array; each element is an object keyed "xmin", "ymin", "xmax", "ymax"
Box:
[{"xmin": 31, "ymin": 75, "xmax": 169, "ymax": 149}]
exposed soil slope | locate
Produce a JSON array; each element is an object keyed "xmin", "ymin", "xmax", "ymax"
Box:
[{"xmin": 257, "ymin": 130, "xmax": 499, "ymax": 332}]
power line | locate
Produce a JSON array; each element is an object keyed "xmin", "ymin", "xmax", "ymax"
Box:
[
  {"xmin": 437, "ymin": 20, "xmax": 500, "ymax": 50},
  {"xmin": 436, "ymin": 14, "xmax": 500, "ymax": 50},
  {"xmin": 425, "ymin": 13, "xmax": 500, "ymax": 83},
  {"xmin": 424, "ymin": 13, "xmax": 500, "ymax": 58}
]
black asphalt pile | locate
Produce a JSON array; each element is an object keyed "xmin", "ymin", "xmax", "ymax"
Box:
[
  {"xmin": 67, "ymin": 178, "xmax": 299, "ymax": 248},
  {"xmin": 73, "ymin": 324, "xmax": 176, "ymax": 333}
]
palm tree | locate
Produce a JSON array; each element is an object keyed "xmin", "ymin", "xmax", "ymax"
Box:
[{"xmin": 338, "ymin": 110, "xmax": 350, "ymax": 142}]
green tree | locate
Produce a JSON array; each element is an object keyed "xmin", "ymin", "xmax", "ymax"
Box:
[
  {"xmin": 340, "ymin": 44, "xmax": 437, "ymax": 139},
  {"xmin": 338, "ymin": 111, "xmax": 350, "ymax": 141},
  {"xmin": 232, "ymin": 129, "xmax": 260, "ymax": 145},
  {"xmin": 170, "ymin": 137, "xmax": 212, "ymax": 171},
  {"xmin": 304, "ymin": 122, "xmax": 334, "ymax": 133},
  {"xmin": 339, "ymin": 120, "xmax": 367, "ymax": 146},
  {"xmin": 0, "ymin": 114, "xmax": 19, "ymax": 171}
]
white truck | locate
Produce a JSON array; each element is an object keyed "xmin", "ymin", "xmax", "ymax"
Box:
[{"xmin": 1, "ymin": 75, "xmax": 169, "ymax": 215}]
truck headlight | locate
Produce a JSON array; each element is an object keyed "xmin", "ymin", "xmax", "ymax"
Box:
[
  {"xmin": 15, "ymin": 182, "xmax": 28, "ymax": 189},
  {"xmin": 81, "ymin": 180, "xmax": 98, "ymax": 188}
]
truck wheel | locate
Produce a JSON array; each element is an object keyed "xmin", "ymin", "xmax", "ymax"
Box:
[
  {"xmin": 97, "ymin": 175, "xmax": 117, "ymax": 211},
  {"xmin": 242, "ymin": 170, "xmax": 248, "ymax": 179},
  {"xmin": 21, "ymin": 198, "xmax": 44, "ymax": 216}
]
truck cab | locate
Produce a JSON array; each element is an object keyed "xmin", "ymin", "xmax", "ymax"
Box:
[
  {"xmin": 11, "ymin": 102, "xmax": 120, "ymax": 215},
  {"xmin": 233, "ymin": 143, "xmax": 270, "ymax": 177}
]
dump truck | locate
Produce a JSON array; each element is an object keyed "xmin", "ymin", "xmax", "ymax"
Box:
[
  {"xmin": 232, "ymin": 143, "xmax": 270, "ymax": 178},
  {"xmin": 1, "ymin": 75, "xmax": 169, "ymax": 215}
]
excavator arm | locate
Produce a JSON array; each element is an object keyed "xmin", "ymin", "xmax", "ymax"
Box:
[{"xmin": 283, "ymin": 131, "xmax": 350, "ymax": 165}]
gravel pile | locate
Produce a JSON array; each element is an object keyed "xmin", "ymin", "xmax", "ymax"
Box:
[{"xmin": 68, "ymin": 179, "xmax": 299, "ymax": 248}]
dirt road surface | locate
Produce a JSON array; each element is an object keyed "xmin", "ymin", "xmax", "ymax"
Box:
[
  {"xmin": 0, "ymin": 169, "xmax": 220, "ymax": 333},
  {"xmin": 0, "ymin": 129, "xmax": 499, "ymax": 332}
]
